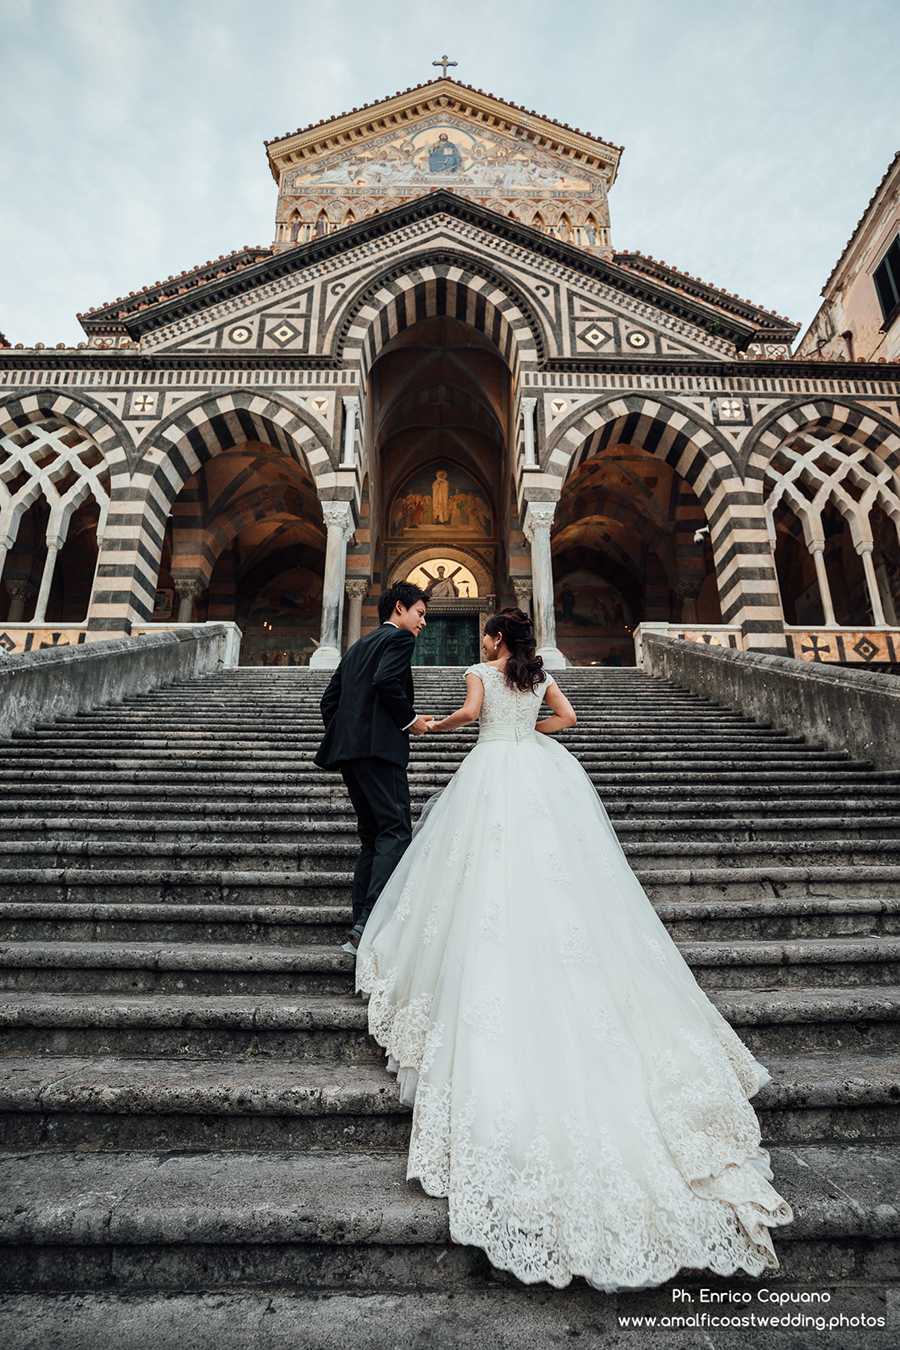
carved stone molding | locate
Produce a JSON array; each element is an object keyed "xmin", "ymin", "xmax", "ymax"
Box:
[
  {"xmin": 344, "ymin": 579, "xmax": 369, "ymax": 600},
  {"xmin": 524, "ymin": 501, "xmax": 556, "ymax": 542},
  {"xmin": 320, "ymin": 500, "xmax": 355, "ymax": 537}
]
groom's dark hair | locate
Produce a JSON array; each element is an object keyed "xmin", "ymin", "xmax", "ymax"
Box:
[{"xmin": 378, "ymin": 581, "xmax": 429, "ymax": 624}]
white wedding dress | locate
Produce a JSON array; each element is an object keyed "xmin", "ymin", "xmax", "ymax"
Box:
[{"xmin": 356, "ymin": 664, "xmax": 792, "ymax": 1291}]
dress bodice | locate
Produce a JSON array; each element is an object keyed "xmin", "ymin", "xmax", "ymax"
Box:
[{"xmin": 465, "ymin": 663, "xmax": 554, "ymax": 740}]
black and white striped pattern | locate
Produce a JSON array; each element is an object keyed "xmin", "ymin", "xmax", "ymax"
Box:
[
  {"xmin": 339, "ymin": 259, "xmax": 541, "ymax": 390},
  {"xmin": 89, "ymin": 391, "xmax": 334, "ymax": 630},
  {"xmin": 548, "ymin": 393, "xmax": 785, "ymax": 646}
]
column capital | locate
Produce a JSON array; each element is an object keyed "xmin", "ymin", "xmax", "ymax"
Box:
[
  {"xmin": 344, "ymin": 578, "xmax": 369, "ymax": 600},
  {"xmin": 856, "ymin": 540, "xmax": 874, "ymax": 556},
  {"xmin": 173, "ymin": 578, "xmax": 206, "ymax": 601},
  {"xmin": 320, "ymin": 500, "xmax": 355, "ymax": 537},
  {"xmin": 524, "ymin": 501, "xmax": 556, "ymax": 542},
  {"xmin": 512, "ymin": 579, "xmax": 533, "ymax": 609},
  {"xmin": 4, "ymin": 580, "xmax": 36, "ymax": 602},
  {"xmin": 342, "ymin": 395, "xmax": 360, "ymax": 414},
  {"xmin": 674, "ymin": 577, "xmax": 703, "ymax": 601},
  {"xmin": 520, "ymin": 396, "xmax": 537, "ymax": 412}
]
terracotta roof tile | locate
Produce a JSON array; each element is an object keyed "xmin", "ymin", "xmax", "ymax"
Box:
[
  {"xmin": 264, "ymin": 78, "xmax": 623, "ymax": 154},
  {"xmin": 822, "ymin": 150, "xmax": 900, "ymax": 292},
  {"xmin": 614, "ymin": 250, "xmax": 797, "ymax": 327},
  {"xmin": 78, "ymin": 247, "xmax": 272, "ymax": 321}
]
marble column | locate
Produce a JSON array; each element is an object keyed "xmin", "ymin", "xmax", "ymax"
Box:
[
  {"xmin": 4, "ymin": 580, "xmax": 36, "ymax": 623},
  {"xmin": 524, "ymin": 502, "xmax": 566, "ymax": 669},
  {"xmin": 674, "ymin": 578, "xmax": 703, "ymax": 625},
  {"xmin": 808, "ymin": 541, "xmax": 836, "ymax": 626},
  {"xmin": 344, "ymin": 578, "xmax": 369, "ymax": 649},
  {"xmin": 857, "ymin": 542, "xmax": 886, "ymax": 626},
  {"xmin": 310, "ymin": 501, "xmax": 355, "ymax": 669},
  {"xmin": 521, "ymin": 397, "xmax": 538, "ymax": 468},
  {"xmin": 341, "ymin": 397, "xmax": 359, "ymax": 468},
  {"xmin": 512, "ymin": 579, "xmax": 533, "ymax": 616},
  {"xmin": 173, "ymin": 578, "xmax": 205, "ymax": 623},
  {"xmin": 33, "ymin": 532, "xmax": 65, "ymax": 625}
]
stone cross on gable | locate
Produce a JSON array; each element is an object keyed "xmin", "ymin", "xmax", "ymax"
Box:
[{"xmin": 433, "ymin": 56, "xmax": 457, "ymax": 78}]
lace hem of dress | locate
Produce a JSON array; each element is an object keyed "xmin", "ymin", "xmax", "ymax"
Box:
[{"xmin": 356, "ymin": 949, "xmax": 793, "ymax": 1292}]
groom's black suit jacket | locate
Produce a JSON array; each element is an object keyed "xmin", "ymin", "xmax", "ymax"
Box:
[{"xmin": 314, "ymin": 623, "xmax": 417, "ymax": 769}]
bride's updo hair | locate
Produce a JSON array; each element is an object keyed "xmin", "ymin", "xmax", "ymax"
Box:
[{"xmin": 484, "ymin": 607, "xmax": 545, "ymax": 692}]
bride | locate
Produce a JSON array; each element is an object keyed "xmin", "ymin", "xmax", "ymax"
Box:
[{"xmin": 355, "ymin": 607, "xmax": 792, "ymax": 1291}]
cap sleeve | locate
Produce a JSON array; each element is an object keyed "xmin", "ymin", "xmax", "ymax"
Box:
[
  {"xmin": 542, "ymin": 671, "xmax": 556, "ymax": 689},
  {"xmin": 464, "ymin": 663, "xmax": 485, "ymax": 680}
]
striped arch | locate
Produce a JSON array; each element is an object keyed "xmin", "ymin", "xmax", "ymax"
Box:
[
  {"xmin": 0, "ymin": 389, "xmax": 134, "ymax": 477},
  {"xmin": 336, "ymin": 253, "xmax": 545, "ymax": 389},
  {"xmin": 549, "ymin": 393, "xmax": 784, "ymax": 647},
  {"xmin": 89, "ymin": 390, "xmax": 332, "ymax": 633},
  {"xmin": 743, "ymin": 397, "xmax": 900, "ymax": 478}
]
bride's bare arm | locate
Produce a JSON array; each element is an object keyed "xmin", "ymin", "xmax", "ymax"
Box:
[
  {"xmin": 536, "ymin": 681, "xmax": 577, "ymax": 734},
  {"xmin": 426, "ymin": 673, "xmax": 485, "ymax": 732}
]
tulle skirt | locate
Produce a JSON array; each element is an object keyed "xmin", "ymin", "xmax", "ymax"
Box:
[{"xmin": 356, "ymin": 728, "xmax": 792, "ymax": 1291}]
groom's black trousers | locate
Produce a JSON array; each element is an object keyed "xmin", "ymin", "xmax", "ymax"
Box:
[{"xmin": 340, "ymin": 757, "xmax": 412, "ymax": 936}]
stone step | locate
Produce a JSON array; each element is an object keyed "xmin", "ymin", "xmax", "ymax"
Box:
[
  {"xmin": 1, "ymin": 735, "xmax": 824, "ymax": 758},
  {"xmin": 683, "ymin": 936, "xmax": 900, "ymax": 989},
  {"xmin": 0, "ymin": 840, "xmax": 360, "ymax": 872},
  {"xmin": 2, "ymin": 862, "xmax": 899, "ymax": 907},
  {"xmin": 0, "ymin": 1058, "xmax": 410, "ymax": 1154},
  {"xmin": 0, "ymin": 1049, "xmax": 895, "ymax": 1154},
  {"xmin": 0, "ymin": 869, "xmax": 352, "ymax": 907},
  {"xmin": 1, "ymin": 1143, "xmax": 897, "ymax": 1292},
  {"xmin": 713, "ymin": 985, "xmax": 900, "ymax": 1054},
  {"xmin": 640, "ymin": 864, "xmax": 900, "ymax": 902},
  {"xmin": 0, "ymin": 991, "xmax": 378, "ymax": 1061},
  {"xmin": 0, "ymin": 941, "xmax": 355, "ymax": 996},
  {"xmin": 4, "ymin": 897, "xmax": 899, "ymax": 949},
  {"xmin": 1, "ymin": 985, "xmax": 897, "ymax": 1059},
  {"xmin": 657, "ymin": 896, "xmax": 900, "ymax": 941},
  {"xmin": 5, "ymin": 791, "xmax": 900, "ymax": 821},
  {"xmin": 2, "ymin": 935, "xmax": 897, "ymax": 997},
  {"xmin": 0, "ymin": 901, "xmax": 347, "ymax": 945},
  {"xmin": 0, "ymin": 765, "xmax": 890, "ymax": 791},
  {"xmin": 3, "ymin": 836, "xmax": 900, "ymax": 875},
  {"xmin": 5, "ymin": 812, "xmax": 900, "ymax": 848}
]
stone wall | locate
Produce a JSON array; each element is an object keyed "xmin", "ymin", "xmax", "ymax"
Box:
[
  {"xmin": 642, "ymin": 632, "xmax": 900, "ymax": 773},
  {"xmin": 0, "ymin": 623, "xmax": 240, "ymax": 740}
]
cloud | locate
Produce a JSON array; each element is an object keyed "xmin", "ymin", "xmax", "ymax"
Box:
[{"xmin": 0, "ymin": 0, "xmax": 897, "ymax": 344}]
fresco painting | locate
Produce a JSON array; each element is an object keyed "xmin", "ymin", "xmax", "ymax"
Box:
[
  {"xmin": 288, "ymin": 120, "xmax": 597, "ymax": 195},
  {"xmin": 406, "ymin": 558, "xmax": 479, "ymax": 598},
  {"xmin": 554, "ymin": 570, "xmax": 635, "ymax": 667},
  {"xmin": 390, "ymin": 463, "xmax": 492, "ymax": 538}
]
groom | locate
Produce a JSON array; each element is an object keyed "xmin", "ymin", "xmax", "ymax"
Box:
[{"xmin": 314, "ymin": 581, "xmax": 430, "ymax": 952}]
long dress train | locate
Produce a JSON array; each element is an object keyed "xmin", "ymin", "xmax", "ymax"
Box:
[{"xmin": 356, "ymin": 664, "xmax": 792, "ymax": 1291}]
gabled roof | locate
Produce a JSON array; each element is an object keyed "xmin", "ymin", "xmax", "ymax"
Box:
[
  {"xmin": 264, "ymin": 78, "xmax": 622, "ymax": 187},
  {"xmin": 78, "ymin": 246, "xmax": 274, "ymax": 333},
  {"xmin": 615, "ymin": 251, "xmax": 797, "ymax": 335},
  {"xmin": 94, "ymin": 190, "xmax": 793, "ymax": 352},
  {"xmin": 821, "ymin": 150, "xmax": 900, "ymax": 294}
]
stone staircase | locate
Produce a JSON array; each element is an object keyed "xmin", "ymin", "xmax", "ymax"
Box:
[{"xmin": 0, "ymin": 666, "xmax": 898, "ymax": 1341}]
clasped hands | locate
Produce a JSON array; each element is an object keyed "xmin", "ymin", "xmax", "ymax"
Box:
[{"xmin": 410, "ymin": 715, "xmax": 439, "ymax": 736}]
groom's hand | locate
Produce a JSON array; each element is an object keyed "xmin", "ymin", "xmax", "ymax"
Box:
[{"xmin": 409, "ymin": 715, "xmax": 430, "ymax": 736}]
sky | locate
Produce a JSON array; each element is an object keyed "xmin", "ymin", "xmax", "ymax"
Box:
[{"xmin": 0, "ymin": 0, "xmax": 897, "ymax": 349}]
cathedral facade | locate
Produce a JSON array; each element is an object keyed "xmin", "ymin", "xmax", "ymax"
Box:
[{"xmin": 2, "ymin": 79, "xmax": 900, "ymax": 670}]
